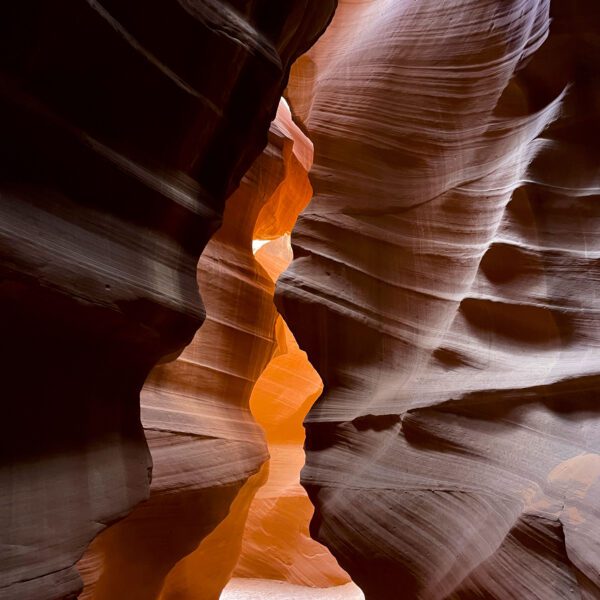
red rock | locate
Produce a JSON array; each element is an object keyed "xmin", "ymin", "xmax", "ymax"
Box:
[{"xmin": 279, "ymin": 1, "xmax": 600, "ymax": 598}]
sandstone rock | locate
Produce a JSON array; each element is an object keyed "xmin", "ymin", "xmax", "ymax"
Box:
[
  {"xmin": 77, "ymin": 98, "xmax": 331, "ymax": 599},
  {"xmin": 279, "ymin": 1, "xmax": 600, "ymax": 598},
  {"xmin": 0, "ymin": 3, "xmax": 336, "ymax": 598},
  {"xmin": 231, "ymin": 238, "xmax": 350, "ymax": 588}
]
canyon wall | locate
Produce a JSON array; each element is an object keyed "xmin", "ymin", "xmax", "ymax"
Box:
[
  {"xmin": 77, "ymin": 98, "xmax": 334, "ymax": 600},
  {"xmin": 279, "ymin": 1, "xmax": 600, "ymax": 598},
  {"xmin": 230, "ymin": 235, "xmax": 350, "ymax": 589},
  {"xmin": 0, "ymin": 3, "xmax": 336, "ymax": 599},
  {"xmin": 4, "ymin": 1, "xmax": 599, "ymax": 598}
]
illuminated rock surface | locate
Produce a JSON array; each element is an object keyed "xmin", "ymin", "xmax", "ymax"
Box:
[
  {"xmin": 3, "ymin": 0, "xmax": 599, "ymax": 598},
  {"xmin": 0, "ymin": 3, "xmax": 336, "ymax": 599},
  {"xmin": 279, "ymin": 1, "xmax": 600, "ymax": 598},
  {"xmin": 221, "ymin": 579, "xmax": 364, "ymax": 600},
  {"xmin": 79, "ymin": 97, "xmax": 349, "ymax": 598},
  {"xmin": 228, "ymin": 237, "xmax": 350, "ymax": 589}
]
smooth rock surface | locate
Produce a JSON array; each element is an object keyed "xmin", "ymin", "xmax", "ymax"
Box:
[
  {"xmin": 231, "ymin": 235, "xmax": 350, "ymax": 588},
  {"xmin": 221, "ymin": 579, "xmax": 364, "ymax": 600},
  {"xmin": 279, "ymin": 1, "xmax": 600, "ymax": 598},
  {"xmin": 78, "ymin": 98, "xmax": 333, "ymax": 599}
]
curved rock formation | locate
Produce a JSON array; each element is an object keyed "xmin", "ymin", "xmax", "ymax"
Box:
[
  {"xmin": 0, "ymin": 3, "xmax": 336, "ymax": 599},
  {"xmin": 279, "ymin": 1, "xmax": 600, "ymax": 598},
  {"xmin": 77, "ymin": 98, "xmax": 330, "ymax": 599},
  {"xmin": 230, "ymin": 237, "xmax": 350, "ymax": 588}
]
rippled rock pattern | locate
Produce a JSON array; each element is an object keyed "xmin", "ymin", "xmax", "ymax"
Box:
[
  {"xmin": 77, "ymin": 98, "xmax": 339, "ymax": 599},
  {"xmin": 0, "ymin": 2, "xmax": 336, "ymax": 599},
  {"xmin": 231, "ymin": 234, "xmax": 350, "ymax": 589},
  {"xmin": 279, "ymin": 1, "xmax": 600, "ymax": 598}
]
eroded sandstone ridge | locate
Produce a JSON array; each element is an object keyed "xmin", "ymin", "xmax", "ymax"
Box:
[
  {"xmin": 0, "ymin": 3, "xmax": 336, "ymax": 599},
  {"xmin": 77, "ymin": 98, "xmax": 340, "ymax": 600},
  {"xmin": 279, "ymin": 1, "xmax": 600, "ymax": 598}
]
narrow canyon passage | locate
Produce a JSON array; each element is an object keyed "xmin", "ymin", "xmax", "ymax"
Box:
[
  {"xmin": 148, "ymin": 100, "xmax": 363, "ymax": 598},
  {"xmin": 76, "ymin": 98, "xmax": 362, "ymax": 599},
  {"xmin": 220, "ymin": 234, "xmax": 358, "ymax": 594},
  {"xmin": 2, "ymin": 2, "xmax": 599, "ymax": 600}
]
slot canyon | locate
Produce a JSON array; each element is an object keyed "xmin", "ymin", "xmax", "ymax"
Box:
[{"xmin": 1, "ymin": 1, "xmax": 599, "ymax": 600}]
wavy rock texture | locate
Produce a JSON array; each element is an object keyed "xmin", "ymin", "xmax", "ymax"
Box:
[
  {"xmin": 0, "ymin": 2, "xmax": 336, "ymax": 599},
  {"xmin": 229, "ymin": 235, "xmax": 351, "ymax": 588},
  {"xmin": 279, "ymin": 1, "xmax": 600, "ymax": 598},
  {"xmin": 77, "ymin": 99, "xmax": 328, "ymax": 599}
]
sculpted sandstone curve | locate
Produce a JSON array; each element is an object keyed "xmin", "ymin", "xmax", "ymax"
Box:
[
  {"xmin": 0, "ymin": 3, "xmax": 336, "ymax": 599},
  {"xmin": 77, "ymin": 98, "xmax": 329, "ymax": 599},
  {"xmin": 279, "ymin": 1, "xmax": 600, "ymax": 598},
  {"xmin": 230, "ymin": 236, "xmax": 350, "ymax": 589}
]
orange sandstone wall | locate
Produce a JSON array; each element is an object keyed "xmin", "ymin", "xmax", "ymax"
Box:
[
  {"xmin": 231, "ymin": 238, "xmax": 350, "ymax": 588},
  {"xmin": 78, "ymin": 98, "xmax": 338, "ymax": 599}
]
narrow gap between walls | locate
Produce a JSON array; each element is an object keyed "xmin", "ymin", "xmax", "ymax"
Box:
[{"xmin": 219, "ymin": 98, "xmax": 364, "ymax": 599}]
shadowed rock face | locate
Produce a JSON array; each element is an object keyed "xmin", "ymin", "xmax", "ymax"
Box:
[
  {"xmin": 0, "ymin": 2, "xmax": 336, "ymax": 599},
  {"xmin": 279, "ymin": 1, "xmax": 600, "ymax": 598}
]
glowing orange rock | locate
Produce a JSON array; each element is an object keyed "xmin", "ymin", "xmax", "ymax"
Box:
[
  {"xmin": 158, "ymin": 464, "xmax": 269, "ymax": 600},
  {"xmin": 77, "ymin": 99, "xmax": 323, "ymax": 599},
  {"xmin": 228, "ymin": 236, "xmax": 350, "ymax": 588}
]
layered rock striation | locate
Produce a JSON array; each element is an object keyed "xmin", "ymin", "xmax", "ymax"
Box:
[
  {"xmin": 78, "ymin": 98, "xmax": 338, "ymax": 599},
  {"xmin": 4, "ymin": 0, "xmax": 599, "ymax": 598},
  {"xmin": 279, "ymin": 1, "xmax": 600, "ymax": 598},
  {"xmin": 0, "ymin": 3, "xmax": 336, "ymax": 599},
  {"xmin": 230, "ymin": 235, "xmax": 350, "ymax": 589}
]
